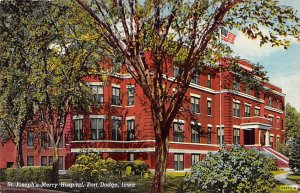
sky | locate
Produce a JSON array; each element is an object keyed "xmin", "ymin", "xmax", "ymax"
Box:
[{"xmin": 230, "ymin": 0, "xmax": 300, "ymax": 112}]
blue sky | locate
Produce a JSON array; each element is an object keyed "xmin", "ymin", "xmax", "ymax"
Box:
[{"xmin": 231, "ymin": 0, "xmax": 300, "ymax": 112}]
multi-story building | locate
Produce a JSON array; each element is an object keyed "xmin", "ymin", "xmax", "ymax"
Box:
[{"xmin": 0, "ymin": 59, "xmax": 288, "ymax": 170}]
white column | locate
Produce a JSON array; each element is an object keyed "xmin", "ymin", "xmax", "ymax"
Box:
[
  {"xmin": 265, "ymin": 130, "xmax": 270, "ymax": 146},
  {"xmin": 258, "ymin": 129, "xmax": 261, "ymax": 145}
]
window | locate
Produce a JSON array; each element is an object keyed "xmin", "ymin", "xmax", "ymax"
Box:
[
  {"xmin": 27, "ymin": 131, "xmax": 34, "ymax": 147},
  {"xmin": 207, "ymin": 126, "xmax": 212, "ymax": 144},
  {"xmin": 127, "ymin": 119, "xmax": 135, "ymax": 141},
  {"xmin": 217, "ymin": 127, "xmax": 224, "ymax": 145},
  {"xmin": 173, "ymin": 122, "xmax": 184, "ymax": 142},
  {"xmin": 270, "ymin": 136, "xmax": 274, "ymax": 147},
  {"xmin": 233, "ymin": 128, "xmax": 240, "ymax": 144},
  {"xmin": 276, "ymin": 136, "xmax": 280, "ymax": 144},
  {"xmin": 113, "ymin": 62, "xmax": 122, "ymax": 73},
  {"xmin": 58, "ymin": 135, "xmax": 63, "ymax": 148},
  {"xmin": 233, "ymin": 81, "xmax": 240, "ymax": 91},
  {"xmin": 91, "ymin": 118, "xmax": 104, "ymax": 140},
  {"xmin": 269, "ymin": 116, "xmax": 273, "ymax": 126},
  {"xmin": 74, "ymin": 118, "xmax": 83, "ymax": 140},
  {"xmin": 27, "ymin": 156, "xmax": 34, "ymax": 166},
  {"xmin": 191, "ymin": 124, "xmax": 200, "ymax": 143},
  {"xmin": 191, "ymin": 75, "xmax": 199, "ymax": 84},
  {"xmin": 174, "ymin": 154, "xmax": 184, "ymax": 171},
  {"xmin": 191, "ymin": 154, "xmax": 200, "ymax": 166},
  {"xmin": 127, "ymin": 86, "xmax": 135, "ymax": 106},
  {"xmin": 112, "ymin": 118, "xmax": 121, "ymax": 140},
  {"xmin": 174, "ymin": 67, "xmax": 179, "ymax": 77},
  {"xmin": 112, "ymin": 87, "xmax": 121, "ymax": 106},
  {"xmin": 254, "ymin": 90, "xmax": 260, "ymax": 98},
  {"xmin": 233, "ymin": 102, "xmax": 240, "ymax": 117},
  {"xmin": 269, "ymin": 97, "xmax": 273, "ymax": 107},
  {"xmin": 91, "ymin": 85, "xmax": 104, "ymax": 104},
  {"xmin": 6, "ymin": 162, "xmax": 13, "ymax": 168},
  {"xmin": 276, "ymin": 118, "xmax": 280, "ymax": 129},
  {"xmin": 254, "ymin": 108, "xmax": 260, "ymax": 116},
  {"xmin": 58, "ymin": 156, "xmax": 64, "ymax": 170},
  {"xmin": 129, "ymin": 153, "xmax": 134, "ymax": 161},
  {"xmin": 49, "ymin": 136, "xmax": 53, "ymax": 147},
  {"xmin": 41, "ymin": 132, "xmax": 47, "ymax": 148},
  {"xmin": 244, "ymin": 104, "xmax": 251, "ymax": 117},
  {"xmin": 41, "ymin": 156, "xmax": 47, "ymax": 166},
  {"xmin": 207, "ymin": 74, "xmax": 211, "ymax": 88},
  {"xmin": 191, "ymin": 96, "xmax": 200, "ymax": 114},
  {"xmin": 245, "ymin": 86, "xmax": 250, "ymax": 95},
  {"xmin": 49, "ymin": 156, "xmax": 53, "ymax": 166},
  {"xmin": 207, "ymin": 100, "xmax": 212, "ymax": 116}
]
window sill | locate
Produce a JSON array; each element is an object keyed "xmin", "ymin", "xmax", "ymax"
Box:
[
  {"xmin": 207, "ymin": 115, "xmax": 212, "ymax": 117},
  {"xmin": 126, "ymin": 105, "xmax": 135, "ymax": 107},
  {"xmin": 233, "ymin": 116, "xmax": 241, "ymax": 119},
  {"xmin": 111, "ymin": 105, "xmax": 122, "ymax": 108}
]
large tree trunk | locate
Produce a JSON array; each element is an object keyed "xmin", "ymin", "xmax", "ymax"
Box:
[
  {"xmin": 15, "ymin": 128, "xmax": 24, "ymax": 168},
  {"xmin": 51, "ymin": 146, "xmax": 59, "ymax": 183},
  {"xmin": 151, "ymin": 135, "xmax": 169, "ymax": 193},
  {"xmin": 150, "ymin": 108, "xmax": 170, "ymax": 193}
]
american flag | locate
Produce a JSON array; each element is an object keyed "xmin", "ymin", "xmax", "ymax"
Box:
[{"xmin": 221, "ymin": 28, "xmax": 236, "ymax": 44}]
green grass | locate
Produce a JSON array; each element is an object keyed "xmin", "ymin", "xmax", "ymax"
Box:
[
  {"xmin": 287, "ymin": 174, "xmax": 300, "ymax": 185},
  {"xmin": 271, "ymin": 183, "xmax": 299, "ymax": 193},
  {"xmin": 271, "ymin": 170, "xmax": 288, "ymax": 176},
  {"xmin": 52, "ymin": 171, "xmax": 299, "ymax": 193}
]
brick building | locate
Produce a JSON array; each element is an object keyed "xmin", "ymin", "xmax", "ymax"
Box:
[{"xmin": 0, "ymin": 58, "xmax": 288, "ymax": 170}]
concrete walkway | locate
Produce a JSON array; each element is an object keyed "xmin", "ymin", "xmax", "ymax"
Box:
[{"xmin": 274, "ymin": 171, "xmax": 300, "ymax": 191}]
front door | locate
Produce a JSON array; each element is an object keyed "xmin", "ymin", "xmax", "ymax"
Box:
[{"xmin": 244, "ymin": 129, "xmax": 255, "ymax": 145}]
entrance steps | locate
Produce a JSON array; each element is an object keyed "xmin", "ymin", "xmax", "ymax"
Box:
[{"xmin": 244, "ymin": 146, "xmax": 289, "ymax": 168}]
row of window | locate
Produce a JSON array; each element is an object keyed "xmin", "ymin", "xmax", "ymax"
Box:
[
  {"xmin": 173, "ymin": 123, "xmax": 212, "ymax": 144},
  {"xmin": 174, "ymin": 68, "xmax": 212, "ymax": 88},
  {"xmin": 27, "ymin": 156, "xmax": 64, "ymax": 170},
  {"xmin": 174, "ymin": 153, "xmax": 202, "ymax": 171},
  {"xmin": 190, "ymin": 96, "xmax": 212, "ymax": 115},
  {"xmin": 27, "ymin": 132, "xmax": 64, "ymax": 148},
  {"xmin": 90, "ymin": 85, "xmax": 135, "ymax": 106},
  {"xmin": 74, "ymin": 117, "xmax": 135, "ymax": 141},
  {"xmin": 232, "ymin": 102, "xmax": 261, "ymax": 117}
]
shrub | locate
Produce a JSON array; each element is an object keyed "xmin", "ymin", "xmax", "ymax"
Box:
[
  {"xmin": 185, "ymin": 145, "xmax": 276, "ymax": 193},
  {"xmin": 69, "ymin": 151, "xmax": 149, "ymax": 182},
  {"xmin": 69, "ymin": 151, "xmax": 120, "ymax": 182},
  {"xmin": 5, "ymin": 167, "xmax": 52, "ymax": 183},
  {"xmin": 132, "ymin": 160, "xmax": 148, "ymax": 175},
  {"xmin": 0, "ymin": 169, "xmax": 5, "ymax": 181}
]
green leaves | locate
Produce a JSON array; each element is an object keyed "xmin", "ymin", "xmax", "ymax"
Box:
[{"xmin": 186, "ymin": 145, "xmax": 276, "ymax": 193}]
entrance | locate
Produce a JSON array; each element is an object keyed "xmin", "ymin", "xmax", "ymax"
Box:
[{"xmin": 244, "ymin": 129, "xmax": 255, "ymax": 145}]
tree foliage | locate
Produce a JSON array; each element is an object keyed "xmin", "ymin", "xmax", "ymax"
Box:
[
  {"xmin": 285, "ymin": 103, "xmax": 300, "ymax": 173},
  {"xmin": 76, "ymin": 0, "xmax": 300, "ymax": 192},
  {"xmin": 185, "ymin": 145, "xmax": 276, "ymax": 193},
  {"xmin": 0, "ymin": 0, "xmax": 105, "ymax": 180}
]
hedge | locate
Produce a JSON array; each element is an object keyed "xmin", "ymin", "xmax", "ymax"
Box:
[{"xmin": 5, "ymin": 166, "xmax": 52, "ymax": 183}]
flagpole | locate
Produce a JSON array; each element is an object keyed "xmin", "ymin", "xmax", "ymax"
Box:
[{"xmin": 219, "ymin": 27, "xmax": 222, "ymax": 145}]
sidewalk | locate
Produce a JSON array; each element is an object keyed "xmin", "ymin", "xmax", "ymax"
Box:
[
  {"xmin": 0, "ymin": 182, "xmax": 66, "ymax": 193},
  {"xmin": 274, "ymin": 171, "xmax": 300, "ymax": 190}
]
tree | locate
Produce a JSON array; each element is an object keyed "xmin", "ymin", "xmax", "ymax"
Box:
[
  {"xmin": 0, "ymin": 0, "xmax": 105, "ymax": 182},
  {"xmin": 285, "ymin": 103, "xmax": 300, "ymax": 173},
  {"xmin": 75, "ymin": 0, "xmax": 300, "ymax": 192},
  {"xmin": 185, "ymin": 145, "xmax": 276, "ymax": 193},
  {"xmin": 0, "ymin": 1, "xmax": 47, "ymax": 168}
]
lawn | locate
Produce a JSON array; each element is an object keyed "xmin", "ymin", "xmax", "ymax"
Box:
[
  {"xmin": 53, "ymin": 171, "xmax": 299, "ymax": 193},
  {"xmin": 271, "ymin": 183, "xmax": 299, "ymax": 193},
  {"xmin": 287, "ymin": 174, "xmax": 300, "ymax": 185}
]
